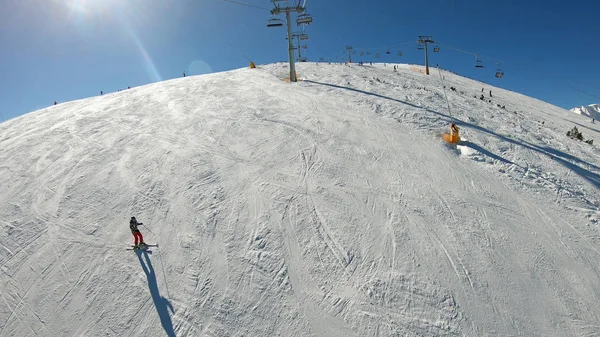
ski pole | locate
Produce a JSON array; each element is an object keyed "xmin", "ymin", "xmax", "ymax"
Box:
[{"xmin": 140, "ymin": 224, "xmax": 155, "ymax": 235}]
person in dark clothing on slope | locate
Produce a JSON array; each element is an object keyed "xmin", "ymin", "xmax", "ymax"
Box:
[{"xmin": 129, "ymin": 217, "xmax": 146, "ymax": 247}]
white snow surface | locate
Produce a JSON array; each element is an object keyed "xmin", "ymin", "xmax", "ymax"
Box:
[
  {"xmin": 1, "ymin": 62, "xmax": 600, "ymax": 337},
  {"xmin": 571, "ymin": 103, "xmax": 600, "ymax": 121}
]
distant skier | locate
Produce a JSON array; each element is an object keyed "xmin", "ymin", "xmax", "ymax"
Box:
[
  {"xmin": 129, "ymin": 216, "xmax": 146, "ymax": 248},
  {"xmin": 489, "ymin": 90, "xmax": 492, "ymax": 97}
]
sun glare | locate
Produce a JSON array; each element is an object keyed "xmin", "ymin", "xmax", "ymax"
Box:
[{"xmin": 65, "ymin": 0, "xmax": 119, "ymax": 18}]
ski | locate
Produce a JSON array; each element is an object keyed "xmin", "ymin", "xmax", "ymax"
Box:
[
  {"xmin": 126, "ymin": 243, "xmax": 158, "ymax": 251},
  {"xmin": 126, "ymin": 248, "xmax": 153, "ymax": 254}
]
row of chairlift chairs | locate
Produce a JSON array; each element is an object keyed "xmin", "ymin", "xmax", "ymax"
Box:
[
  {"xmin": 475, "ymin": 55, "xmax": 505, "ymax": 78},
  {"xmin": 360, "ymin": 43, "xmax": 441, "ymax": 59},
  {"xmin": 266, "ymin": 13, "xmax": 313, "ymax": 28},
  {"xmin": 266, "ymin": 12, "xmax": 313, "ymax": 63},
  {"xmin": 358, "ymin": 44, "xmax": 504, "ymax": 79}
]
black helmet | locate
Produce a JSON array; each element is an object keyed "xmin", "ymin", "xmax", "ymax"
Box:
[{"xmin": 131, "ymin": 216, "xmax": 136, "ymax": 220}]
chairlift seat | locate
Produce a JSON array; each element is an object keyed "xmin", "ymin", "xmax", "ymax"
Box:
[
  {"xmin": 266, "ymin": 18, "xmax": 283, "ymax": 28},
  {"xmin": 296, "ymin": 14, "xmax": 313, "ymax": 25}
]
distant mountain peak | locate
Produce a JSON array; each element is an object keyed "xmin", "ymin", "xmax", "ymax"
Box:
[{"xmin": 570, "ymin": 103, "xmax": 600, "ymax": 119}]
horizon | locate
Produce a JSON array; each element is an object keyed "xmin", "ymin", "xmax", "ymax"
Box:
[{"xmin": 0, "ymin": 0, "xmax": 599, "ymax": 122}]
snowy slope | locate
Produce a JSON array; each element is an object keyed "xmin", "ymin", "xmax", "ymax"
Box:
[
  {"xmin": 1, "ymin": 62, "xmax": 600, "ymax": 337},
  {"xmin": 571, "ymin": 103, "xmax": 600, "ymax": 121}
]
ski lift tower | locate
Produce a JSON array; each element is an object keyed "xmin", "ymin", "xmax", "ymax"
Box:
[
  {"xmin": 417, "ymin": 36, "xmax": 435, "ymax": 75},
  {"xmin": 292, "ymin": 32, "xmax": 309, "ymax": 62},
  {"xmin": 267, "ymin": 0, "xmax": 313, "ymax": 82},
  {"xmin": 346, "ymin": 45, "xmax": 354, "ymax": 63}
]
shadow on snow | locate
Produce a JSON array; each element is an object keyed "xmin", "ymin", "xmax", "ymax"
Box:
[
  {"xmin": 304, "ymin": 80, "xmax": 600, "ymax": 189},
  {"xmin": 137, "ymin": 250, "xmax": 176, "ymax": 337}
]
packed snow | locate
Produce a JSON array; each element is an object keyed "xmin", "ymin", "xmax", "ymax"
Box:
[{"xmin": 1, "ymin": 62, "xmax": 599, "ymax": 336}]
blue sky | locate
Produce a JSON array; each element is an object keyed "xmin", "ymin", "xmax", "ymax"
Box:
[{"xmin": 0, "ymin": 0, "xmax": 598, "ymax": 122}]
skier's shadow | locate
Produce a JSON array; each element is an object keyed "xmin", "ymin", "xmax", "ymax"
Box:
[{"xmin": 137, "ymin": 250, "xmax": 176, "ymax": 337}]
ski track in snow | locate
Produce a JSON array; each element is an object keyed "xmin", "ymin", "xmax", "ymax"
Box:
[{"xmin": 0, "ymin": 62, "xmax": 599, "ymax": 336}]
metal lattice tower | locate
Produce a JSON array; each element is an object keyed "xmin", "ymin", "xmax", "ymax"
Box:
[
  {"xmin": 417, "ymin": 36, "xmax": 435, "ymax": 75},
  {"xmin": 267, "ymin": 1, "xmax": 313, "ymax": 82},
  {"xmin": 346, "ymin": 46, "xmax": 354, "ymax": 63}
]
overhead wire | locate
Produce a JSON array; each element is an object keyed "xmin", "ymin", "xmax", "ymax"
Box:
[
  {"xmin": 353, "ymin": 41, "xmax": 415, "ymax": 53},
  {"xmin": 437, "ymin": 42, "xmax": 502, "ymax": 63},
  {"xmin": 220, "ymin": 0, "xmax": 268, "ymax": 10},
  {"xmin": 438, "ymin": 41, "xmax": 600, "ymax": 102}
]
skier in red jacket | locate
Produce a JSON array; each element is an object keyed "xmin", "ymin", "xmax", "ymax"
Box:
[{"xmin": 129, "ymin": 217, "xmax": 146, "ymax": 248}]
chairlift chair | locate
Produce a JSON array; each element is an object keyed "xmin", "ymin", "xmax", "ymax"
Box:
[
  {"xmin": 433, "ymin": 46, "xmax": 440, "ymax": 53},
  {"xmin": 299, "ymin": 34, "xmax": 309, "ymax": 40},
  {"xmin": 375, "ymin": 53, "xmax": 380, "ymax": 58},
  {"xmin": 296, "ymin": 14, "xmax": 313, "ymax": 25},
  {"xmin": 266, "ymin": 17, "xmax": 283, "ymax": 28},
  {"xmin": 474, "ymin": 55, "xmax": 484, "ymax": 68},
  {"xmin": 397, "ymin": 51, "xmax": 403, "ymax": 57},
  {"xmin": 360, "ymin": 52, "xmax": 365, "ymax": 56},
  {"xmin": 495, "ymin": 63, "xmax": 504, "ymax": 78},
  {"xmin": 386, "ymin": 50, "xmax": 391, "ymax": 54}
]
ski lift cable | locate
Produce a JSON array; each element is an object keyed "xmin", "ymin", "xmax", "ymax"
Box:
[
  {"xmin": 434, "ymin": 42, "xmax": 599, "ymax": 101},
  {"xmin": 219, "ymin": 0, "xmax": 268, "ymax": 10},
  {"xmin": 353, "ymin": 41, "xmax": 414, "ymax": 53},
  {"xmin": 354, "ymin": 41, "xmax": 413, "ymax": 51},
  {"xmin": 439, "ymin": 42, "xmax": 595, "ymax": 96},
  {"xmin": 436, "ymin": 42, "xmax": 476, "ymax": 57},
  {"xmin": 437, "ymin": 42, "xmax": 503, "ymax": 63}
]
